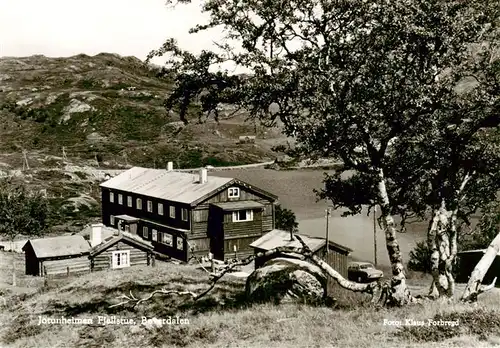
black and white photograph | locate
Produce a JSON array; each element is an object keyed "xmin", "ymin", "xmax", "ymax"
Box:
[{"xmin": 1, "ymin": 0, "xmax": 499, "ymax": 347}]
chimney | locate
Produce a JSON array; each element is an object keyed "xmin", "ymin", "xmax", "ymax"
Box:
[
  {"xmin": 167, "ymin": 161, "xmax": 173, "ymax": 171},
  {"xmin": 199, "ymin": 168, "xmax": 208, "ymax": 184},
  {"xmin": 90, "ymin": 223, "xmax": 104, "ymax": 247}
]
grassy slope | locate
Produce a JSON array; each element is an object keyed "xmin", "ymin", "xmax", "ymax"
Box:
[
  {"xmin": 0, "ymin": 53, "xmax": 285, "ymax": 169},
  {"xmin": 0, "ymin": 53, "xmax": 288, "ymax": 232},
  {"xmin": 1, "ymin": 252, "xmax": 500, "ymax": 348}
]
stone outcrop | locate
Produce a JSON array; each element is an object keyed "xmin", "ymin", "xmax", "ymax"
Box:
[{"xmin": 245, "ymin": 257, "xmax": 327, "ymax": 304}]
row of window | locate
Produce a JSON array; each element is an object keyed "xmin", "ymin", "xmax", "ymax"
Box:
[
  {"xmin": 109, "ymin": 192, "xmax": 188, "ymax": 221},
  {"xmin": 142, "ymin": 226, "xmax": 184, "ymax": 250}
]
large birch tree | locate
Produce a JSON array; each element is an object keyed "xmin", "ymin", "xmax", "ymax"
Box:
[{"xmin": 149, "ymin": 0, "xmax": 499, "ymax": 305}]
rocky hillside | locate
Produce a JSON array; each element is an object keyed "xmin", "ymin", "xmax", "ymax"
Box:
[{"xmin": 0, "ymin": 53, "xmax": 286, "ymax": 170}]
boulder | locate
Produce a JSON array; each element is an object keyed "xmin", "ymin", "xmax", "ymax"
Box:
[{"xmin": 245, "ymin": 257, "xmax": 327, "ymax": 304}]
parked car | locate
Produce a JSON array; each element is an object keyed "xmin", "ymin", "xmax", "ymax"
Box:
[{"xmin": 348, "ymin": 262, "xmax": 383, "ymax": 283}]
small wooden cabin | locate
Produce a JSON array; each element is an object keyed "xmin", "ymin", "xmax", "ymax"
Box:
[
  {"xmin": 89, "ymin": 229, "xmax": 155, "ymax": 272},
  {"xmin": 456, "ymin": 249, "xmax": 500, "ymax": 286},
  {"xmin": 22, "ymin": 235, "xmax": 91, "ymax": 276},
  {"xmin": 250, "ymin": 229, "xmax": 352, "ymax": 277}
]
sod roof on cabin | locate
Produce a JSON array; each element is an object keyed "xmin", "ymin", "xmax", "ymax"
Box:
[{"xmin": 22, "ymin": 235, "xmax": 90, "ymax": 259}]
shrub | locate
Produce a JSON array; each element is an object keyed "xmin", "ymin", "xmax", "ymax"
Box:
[
  {"xmin": 275, "ymin": 205, "xmax": 299, "ymax": 233},
  {"xmin": 407, "ymin": 241, "xmax": 431, "ymax": 274}
]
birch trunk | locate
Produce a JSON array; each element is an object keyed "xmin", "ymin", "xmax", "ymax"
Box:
[
  {"xmin": 427, "ymin": 209, "xmax": 442, "ymax": 297},
  {"xmin": 377, "ymin": 169, "xmax": 414, "ymax": 306},
  {"xmin": 461, "ymin": 230, "xmax": 500, "ymax": 302},
  {"xmin": 427, "ymin": 204, "xmax": 457, "ymax": 298},
  {"xmin": 445, "ymin": 209, "xmax": 458, "ymax": 297}
]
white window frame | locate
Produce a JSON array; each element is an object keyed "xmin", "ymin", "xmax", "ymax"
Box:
[
  {"xmin": 127, "ymin": 196, "xmax": 132, "ymax": 207},
  {"xmin": 176, "ymin": 237, "xmax": 184, "ymax": 250},
  {"xmin": 147, "ymin": 200, "xmax": 153, "ymax": 212},
  {"xmin": 164, "ymin": 233, "xmax": 173, "ymax": 247},
  {"xmin": 158, "ymin": 203, "xmax": 164, "ymax": 216},
  {"xmin": 110, "ymin": 215, "xmax": 115, "ymax": 226},
  {"xmin": 118, "ymin": 194, "xmax": 123, "ymax": 205},
  {"xmin": 181, "ymin": 208, "xmax": 188, "ymax": 221},
  {"xmin": 228, "ymin": 187, "xmax": 240, "ymax": 198},
  {"xmin": 112, "ymin": 250, "xmax": 130, "ymax": 269},
  {"xmin": 232, "ymin": 210, "xmax": 253, "ymax": 222},
  {"xmin": 152, "ymin": 229, "xmax": 158, "ymax": 241},
  {"xmin": 136, "ymin": 198, "xmax": 142, "ymax": 210},
  {"xmin": 142, "ymin": 226, "xmax": 148, "ymax": 239},
  {"xmin": 109, "ymin": 192, "xmax": 114, "ymax": 203},
  {"xmin": 169, "ymin": 206, "xmax": 175, "ymax": 218}
]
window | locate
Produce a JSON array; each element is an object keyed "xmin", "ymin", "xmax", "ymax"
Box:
[
  {"xmin": 109, "ymin": 192, "xmax": 114, "ymax": 203},
  {"xmin": 147, "ymin": 200, "xmax": 153, "ymax": 212},
  {"xmin": 181, "ymin": 208, "xmax": 188, "ymax": 221},
  {"xmin": 118, "ymin": 194, "xmax": 123, "ymax": 205},
  {"xmin": 110, "ymin": 215, "xmax": 115, "ymax": 226},
  {"xmin": 164, "ymin": 233, "xmax": 173, "ymax": 246},
  {"xmin": 158, "ymin": 203, "xmax": 164, "ymax": 216},
  {"xmin": 228, "ymin": 187, "xmax": 240, "ymax": 198},
  {"xmin": 112, "ymin": 250, "xmax": 130, "ymax": 269},
  {"xmin": 176, "ymin": 237, "xmax": 184, "ymax": 250},
  {"xmin": 136, "ymin": 198, "xmax": 142, "ymax": 210},
  {"xmin": 152, "ymin": 229, "xmax": 158, "ymax": 241},
  {"xmin": 127, "ymin": 196, "xmax": 132, "ymax": 207},
  {"xmin": 142, "ymin": 226, "xmax": 148, "ymax": 239},
  {"xmin": 232, "ymin": 210, "xmax": 253, "ymax": 222},
  {"xmin": 169, "ymin": 206, "xmax": 176, "ymax": 218}
]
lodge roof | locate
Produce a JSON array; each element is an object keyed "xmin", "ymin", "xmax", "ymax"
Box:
[
  {"xmin": 249, "ymin": 229, "xmax": 352, "ymax": 254},
  {"xmin": 99, "ymin": 167, "xmax": 277, "ymax": 206},
  {"xmin": 22, "ymin": 235, "xmax": 90, "ymax": 259}
]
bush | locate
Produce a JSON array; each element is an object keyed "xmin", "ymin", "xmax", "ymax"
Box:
[
  {"xmin": 407, "ymin": 241, "xmax": 431, "ymax": 273},
  {"xmin": 275, "ymin": 205, "xmax": 299, "ymax": 233}
]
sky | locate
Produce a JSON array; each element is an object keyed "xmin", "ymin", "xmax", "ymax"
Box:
[{"xmin": 0, "ymin": 0, "xmax": 225, "ymax": 66}]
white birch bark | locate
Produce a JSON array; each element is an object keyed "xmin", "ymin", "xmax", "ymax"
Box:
[
  {"xmin": 377, "ymin": 168, "xmax": 414, "ymax": 305},
  {"xmin": 461, "ymin": 230, "xmax": 500, "ymax": 302}
]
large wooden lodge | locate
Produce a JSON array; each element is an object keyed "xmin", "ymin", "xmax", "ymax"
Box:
[{"xmin": 99, "ymin": 164, "xmax": 278, "ymax": 262}]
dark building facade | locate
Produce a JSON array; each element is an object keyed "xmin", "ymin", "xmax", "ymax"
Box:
[
  {"xmin": 100, "ymin": 165, "xmax": 278, "ymax": 262},
  {"xmin": 456, "ymin": 249, "xmax": 500, "ymax": 286}
]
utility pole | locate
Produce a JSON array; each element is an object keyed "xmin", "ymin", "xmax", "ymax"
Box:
[
  {"xmin": 373, "ymin": 206, "xmax": 378, "ymax": 267},
  {"xmin": 325, "ymin": 207, "xmax": 331, "ymax": 253}
]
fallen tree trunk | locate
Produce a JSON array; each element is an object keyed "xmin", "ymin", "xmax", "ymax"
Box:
[{"xmin": 461, "ymin": 230, "xmax": 500, "ymax": 302}]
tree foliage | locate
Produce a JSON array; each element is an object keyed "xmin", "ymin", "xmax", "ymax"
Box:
[
  {"xmin": 0, "ymin": 180, "xmax": 49, "ymax": 242},
  {"xmin": 275, "ymin": 205, "xmax": 299, "ymax": 233},
  {"xmin": 149, "ymin": 0, "xmax": 500, "ymax": 304},
  {"xmin": 408, "ymin": 241, "xmax": 432, "ymax": 274}
]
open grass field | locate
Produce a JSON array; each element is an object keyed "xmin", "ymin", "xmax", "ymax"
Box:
[{"xmin": 1, "ymin": 251, "xmax": 500, "ymax": 348}]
